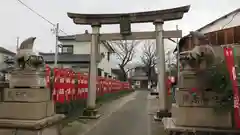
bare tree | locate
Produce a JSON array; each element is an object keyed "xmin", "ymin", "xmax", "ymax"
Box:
[
  {"xmin": 166, "ymin": 50, "xmax": 178, "ymax": 76},
  {"xmin": 141, "ymin": 40, "xmax": 157, "ymax": 84},
  {"xmin": 108, "ymin": 40, "xmax": 141, "ymax": 81}
]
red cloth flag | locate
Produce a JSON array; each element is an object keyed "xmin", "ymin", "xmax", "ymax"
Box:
[
  {"xmin": 57, "ymin": 69, "xmax": 66, "ymax": 103},
  {"xmin": 223, "ymin": 47, "xmax": 240, "ymax": 128},
  {"xmin": 82, "ymin": 75, "xmax": 88, "ymax": 99}
]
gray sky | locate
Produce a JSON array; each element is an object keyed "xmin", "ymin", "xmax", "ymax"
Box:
[{"xmin": 0, "ymin": 0, "xmax": 239, "ymax": 53}]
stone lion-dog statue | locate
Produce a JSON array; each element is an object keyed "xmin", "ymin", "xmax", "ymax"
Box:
[{"xmin": 15, "ymin": 37, "xmax": 45, "ymax": 71}]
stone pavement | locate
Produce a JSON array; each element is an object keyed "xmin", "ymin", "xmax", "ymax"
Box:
[{"xmin": 61, "ymin": 90, "xmax": 167, "ymax": 135}]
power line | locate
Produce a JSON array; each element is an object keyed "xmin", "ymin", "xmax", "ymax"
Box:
[
  {"xmin": 16, "ymin": 0, "xmax": 68, "ymax": 35},
  {"xmin": 221, "ymin": 11, "xmax": 240, "ymax": 29}
]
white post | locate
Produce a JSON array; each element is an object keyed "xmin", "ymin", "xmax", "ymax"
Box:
[
  {"xmin": 54, "ymin": 23, "xmax": 59, "ymax": 67},
  {"xmin": 176, "ymin": 25, "xmax": 180, "ymax": 82},
  {"xmin": 16, "ymin": 37, "xmax": 19, "ymax": 51},
  {"xmin": 87, "ymin": 24, "xmax": 101, "ymax": 109},
  {"xmin": 154, "ymin": 19, "xmax": 168, "ymax": 112},
  {"xmin": 167, "ymin": 51, "xmax": 171, "ymax": 76}
]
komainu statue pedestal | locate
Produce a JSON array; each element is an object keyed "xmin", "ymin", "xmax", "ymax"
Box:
[
  {"xmin": 172, "ymin": 70, "xmax": 232, "ymax": 128},
  {"xmin": 173, "ymin": 88, "xmax": 232, "ymax": 128},
  {"xmin": 9, "ymin": 70, "xmax": 46, "ymax": 89},
  {"xmin": 173, "ymin": 70, "xmax": 233, "ymax": 128},
  {"xmin": 0, "ymin": 78, "xmax": 64, "ymax": 135},
  {"xmin": 163, "ymin": 32, "xmax": 240, "ymax": 134},
  {"xmin": 0, "ymin": 37, "xmax": 64, "ymax": 135}
]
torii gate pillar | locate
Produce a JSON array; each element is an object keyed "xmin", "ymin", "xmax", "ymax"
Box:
[
  {"xmin": 81, "ymin": 24, "xmax": 102, "ymax": 118},
  {"xmin": 67, "ymin": 5, "xmax": 190, "ymax": 119},
  {"xmin": 87, "ymin": 24, "xmax": 101, "ymax": 109},
  {"xmin": 154, "ymin": 20, "xmax": 171, "ymax": 119}
]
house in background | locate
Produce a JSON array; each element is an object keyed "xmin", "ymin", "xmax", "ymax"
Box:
[
  {"xmin": 0, "ymin": 47, "xmax": 15, "ymax": 70},
  {"xmin": 128, "ymin": 66, "xmax": 148, "ymax": 89},
  {"xmin": 0, "ymin": 47, "xmax": 15, "ymax": 63},
  {"xmin": 111, "ymin": 69, "xmax": 123, "ymax": 80},
  {"xmin": 41, "ymin": 33, "xmax": 115, "ymax": 77},
  {"xmin": 39, "ymin": 53, "xmax": 90, "ymax": 72},
  {"xmin": 175, "ymin": 8, "xmax": 240, "ymax": 57},
  {"xmin": 128, "ymin": 65, "xmax": 158, "ymax": 89},
  {"xmin": 0, "ymin": 47, "xmax": 15, "ymax": 81}
]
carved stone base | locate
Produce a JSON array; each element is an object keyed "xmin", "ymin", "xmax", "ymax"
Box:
[
  {"xmin": 162, "ymin": 118, "xmax": 240, "ymax": 134},
  {"xmin": 178, "ymin": 70, "xmax": 197, "ymax": 88},
  {"xmin": 172, "ymin": 104, "xmax": 232, "ymax": 128},
  {"xmin": 3, "ymin": 88, "xmax": 51, "ymax": 102},
  {"xmin": 9, "ymin": 71, "xmax": 46, "ymax": 88},
  {"xmin": 79, "ymin": 108, "xmax": 101, "ymax": 119},
  {"xmin": 175, "ymin": 89, "xmax": 221, "ymax": 107},
  {"xmin": 154, "ymin": 110, "xmax": 171, "ymax": 121},
  {"xmin": 0, "ymin": 124, "xmax": 60, "ymax": 135},
  {"xmin": 0, "ymin": 114, "xmax": 65, "ymax": 129},
  {"xmin": 0, "ymin": 101, "xmax": 55, "ymax": 120},
  {"xmin": 0, "ymin": 114, "xmax": 64, "ymax": 134}
]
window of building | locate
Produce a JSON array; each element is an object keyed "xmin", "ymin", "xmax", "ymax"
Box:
[
  {"xmin": 225, "ymin": 28, "xmax": 234, "ymax": 44},
  {"xmin": 104, "ymin": 72, "xmax": 108, "ymax": 77},
  {"xmin": 61, "ymin": 45, "xmax": 73, "ymax": 54},
  {"xmin": 98, "ymin": 68, "xmax": 102, "ymax": 76},
  {"xmin": 217, "ymin": 30, "xmax": 225, "ymax": 45},
  {"xmin": 208, "ymin": 32, "xmax": 217, "ymax": 45},
  {"xmin": 107, "ymin": 52, "xmax": 110, "ymax": 61},
  {"xmin": 234, "ymin": 26, "xmax": 240, "ymax": 44}
]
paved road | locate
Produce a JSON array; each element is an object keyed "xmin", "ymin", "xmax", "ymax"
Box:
[{"xmin": 84, "ymin": 90, "xmax": 165, "ymax": 135}]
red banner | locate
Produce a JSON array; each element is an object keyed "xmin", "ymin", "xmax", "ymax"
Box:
[
  {"xmin": 77, "ymin": 73, "xmax": 83, "ymax": 99},
  {"xmin": 223, "ymin": 47, "xmax": 240, "ymax": 128},
  {"xmin": 82, "ymin": 75, "xmax": 88, "ymax": 99},
  {"xmin": 44, "ymin": 67, "xmax": 131, "ymax": 102},
  {"xmin": 58, "ymin": 69, "xmax": 65, "ymax": 103},
  {"xmin": 45, "ymin": 65, "xmax": 51, "ymax": 88}
]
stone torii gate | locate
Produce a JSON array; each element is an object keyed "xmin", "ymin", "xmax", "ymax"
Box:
[{"xmin": 67, "ymin": 5, "xmax": 190, "ymax": 118}]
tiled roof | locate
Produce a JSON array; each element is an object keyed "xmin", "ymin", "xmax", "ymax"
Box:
[
  {"xmin": 197, "ymin": 8, "xmax": 240, "ymax": 32},
  {"xmin": 0, "ymin": 47, "xmax": 15, "ymax": 56},
  {"xmin": 58, "ymin": 35, "xmax": 115, "ymax": 52},
  {"xmin": 39, "ymin": 53, "xmax": 90, "ymax": 63},
  {"xmin": 174, "ymin": 8, "xmax": 240, "ymax": 53},
  {"xmin": 58, "ymin": 35, "xmax": 76, "ymax": 40}
]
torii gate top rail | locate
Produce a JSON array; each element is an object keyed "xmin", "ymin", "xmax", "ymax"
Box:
[
  {"xmin": 66, "ymin": 5, "xmax": 190, "ymax": 112},
  {"xmin": 67, "ymin": 5, "xmax": 190, "ymax": 25}
]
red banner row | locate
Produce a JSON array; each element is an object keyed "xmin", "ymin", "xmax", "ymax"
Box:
[{"xmin": 45, "ymin": 66, "xmax": 131, "ymax": 103}]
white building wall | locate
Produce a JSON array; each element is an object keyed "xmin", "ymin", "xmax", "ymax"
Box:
[
  {"xmin": 46, "ymin": 63, "xmax": 88, "ymax": 73},
  {"xmin": 0, "ymin": 54, "xmax": 5, "ymax": 63},
  {"xmin": 59, "ymin": 41, "xmax": 90, "ymax": 54},
  {"xmin": 199, "ymin": 12, "xmax": 240, "ymax": 34},
  {"xmin": 73, "ymin": 42, "xmax": 91, "ymax": 54},
  {"xmin": 0, "ymin": 53, "xmax": 14, "ymax": 63},
  {"xmin": 60, "ymin": 40, "xmax": 113, "ymax": 75},
  {"xmin": 47, "ymin": 63, "xmax": 70, "ymax": 69}
]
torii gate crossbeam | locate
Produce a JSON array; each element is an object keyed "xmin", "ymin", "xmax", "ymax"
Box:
[
  {"xmin": 59, "ymin": 30, "xmax": 182, "ymax": 41},
  {"xmin": 67, "ymin": 5, "xmax": 190, "ymax": 119}
]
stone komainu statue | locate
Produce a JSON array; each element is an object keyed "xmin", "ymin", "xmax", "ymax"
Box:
[
  {"xmin": 179, "ymin": 31, "xmax": 216, "ymax": 70},
  {"xmin": 16, "ymin": 37, "xmax": 45, "ymax": 70},
  {"xmin": 179, "ymin": 31, "xmax": 217, "ymax": 90}
]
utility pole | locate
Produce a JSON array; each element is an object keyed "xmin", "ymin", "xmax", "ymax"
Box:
[
  {"xmin": 176, "ymin": 25, "xmax": 180, "ymax": 82},
  {"xmin": 54, "ymin": 23, "xmax": 59, "ymax": 67}
]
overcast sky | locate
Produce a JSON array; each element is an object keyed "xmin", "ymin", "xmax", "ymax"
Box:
[{"xmin": 0, "ymin": 0, "xmax": 239, "ymax": 54}]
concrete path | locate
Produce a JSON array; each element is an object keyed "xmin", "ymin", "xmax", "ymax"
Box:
[
  {"xmin": 84, "ymin": 90, "xmax": 166, "ymax": 135},
  {"xmin": 61, "ymin": 90, "xmax": 166, "ymax": 135}
]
